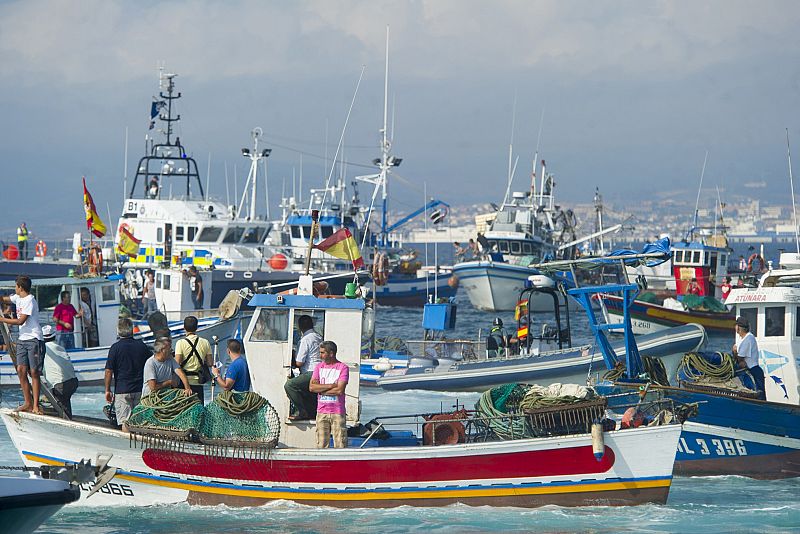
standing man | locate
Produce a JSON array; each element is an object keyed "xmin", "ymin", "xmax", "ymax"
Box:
[
  {"xmin": 184, "ymin": 266, "xmax": 204, "ymax": 310},
  {"xmin": 174, "ymin": 316, "xmax": 213, "ymax": 403},
  {"xmin": 732, "ymin": 316, "xmax": 766, "ymax": 400},
  {"xmin": 284, "ymin": 315, "xmax": 322, "ymax": 420},
  {"xmin": 79, "ymin": 287, "xmax": 98, "ymax": 347},
  {"xmin": 53, "ymin": 290, "xmax": 82, "ymax": 349},
  {"xmin": 310, "ymin": 341, "xmax": 349, "ymax": 448},
  {"xmin": 142, "ymin": 270, "xmax": 157, "ymax": 318},
  {"xmin": 0, "ymin": 275, "xmax": 43, "ymax": 414},
  {"xmin": 104, "ymin": 317, "xmax": 152, "ymax": 431},
  {"xmin": 41, "ymin": 325, "xmax": 79, "ymax": 419},
  {"xmin": 17, "ymin": 222, "xmax": 28, "ymax": 260},
  {"xmin": 142, "ymin": 337, "xmax": 193, "ymax": 397},
  {"xmin": 720, "ymin": 276, "xmax": 733, "ymax": 302},
  {"xmin": 211, "ymin": 339, "xmax": 250, "ymax": 391}
]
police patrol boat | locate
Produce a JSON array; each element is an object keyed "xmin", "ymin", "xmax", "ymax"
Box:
[
  {"xmin": 0, "ymin": 274, "xmax": 684, "ymax": 508},
  {"xmin": 116, "ymin": 69, "xmax": 299, "ymax": 307}
]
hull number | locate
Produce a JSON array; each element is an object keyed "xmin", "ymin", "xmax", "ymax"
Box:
[
  {"xmin": 677, "ymin": 437, "xmax": 748, "ymax": 456},
  {"xmin": 79, "ymin": 481, "xmax": 135, "ymax": 497}
]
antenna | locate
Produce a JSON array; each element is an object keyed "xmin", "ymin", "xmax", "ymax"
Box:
[
  {"xmin": 205, "ymin": 152, "xmax": 211, "ymax": 203},
  {"xmin": 787, "ymin": 129, "xmax": 799, "ymax": 254},
  {"xmin": 123, "ymin": 127, "xmax": 129, "ymax": 203},
  {"xmin": 531, "ymin": 109, "xmax": 544, "ymax": 204},
  {"xmin": 501, "ymin": 93, "xmax": 518, "ymax": 206},
  {"xmin": 691, "ymin": 150, "xmax": 708, "ymax": 238}
]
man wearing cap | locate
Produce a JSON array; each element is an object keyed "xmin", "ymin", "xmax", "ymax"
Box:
[
  {"xmin": 732, "ymin": 316, "xmax": 766, "ymax": 400},
  {"xmin": 41, "ymin": 325, "xmax": 79, "ymax": 418}
]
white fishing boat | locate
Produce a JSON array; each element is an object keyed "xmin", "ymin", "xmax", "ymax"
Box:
[
  {"xmin": 0, "ymin": 274, "xmax": 683, "ymax": 508},
  {"xmin": 0, "ymin": 275, "xmax": 243, "ymax": 387}
]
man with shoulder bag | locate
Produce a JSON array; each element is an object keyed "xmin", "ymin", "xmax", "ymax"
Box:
[{"xmin": 174, "ymin": 315, "xmax": 213, "ymax": 403}]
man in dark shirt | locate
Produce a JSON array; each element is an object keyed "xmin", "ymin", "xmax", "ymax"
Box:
[{"xmin": 104, "ymin": 317, "xmax": 152, "ymax": 431}]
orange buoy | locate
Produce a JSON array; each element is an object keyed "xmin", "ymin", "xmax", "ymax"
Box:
[
  {"xmin": 269, "ymin": 253, "xmax": 288, "ymax": 270},
  {"xmin": 35, "ymin": 240, "xmax": 47, "ymax": 257},
  {"xmin": 448, "ymin": 274, "xmax": 459, "ymax": 289},
  {"xmin": 2, "ymin": 245, "xmax": 19, "ymax": 260}
]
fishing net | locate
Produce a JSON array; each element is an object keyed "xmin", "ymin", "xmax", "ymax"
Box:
[
  {"xmin": 199, "ymin": 391, "xmax": 280, "ymax": 445},
  {"xmin": 126, "ymin": 389, "xmax": 204, "ymax": 434},
  {"xmin": 475, "ymin": 384, "xmax": 533, "ymax": 440},
  {"xmin": 680, "ymin": 295, "xmax": 728, "ymax": 313}
]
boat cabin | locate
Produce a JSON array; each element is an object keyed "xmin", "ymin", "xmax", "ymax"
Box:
[
  {"xmin": 243, "ymin": 292, "xmax": 367, "ymax": 448},
  {"xmin": 726, "ymin": 256, "xmax": 800, "ymax": 405},
  {"xmin": 671, "ymin": 241, "xmax": 729, "ymax": 298},
  {"xmin": 0, "ymin": 275, "xmax": 121, "ymax": 350}
]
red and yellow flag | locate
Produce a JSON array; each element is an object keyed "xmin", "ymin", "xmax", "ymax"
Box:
[
  {"xmin": 313, "ymin": 228, "xmax": 364, "ymax": 269},
  {"xmin": 117, "ymin": 224, "xmax": 141, "ymax": 258},
  {"xmin": 82, "ymin": 177, "xmax": 106, "ymax": 238}
]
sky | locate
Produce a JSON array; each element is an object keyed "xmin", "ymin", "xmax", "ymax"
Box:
[{"xmin": 1, "ymin": 0, "xmax": 800, "ymax": 239}]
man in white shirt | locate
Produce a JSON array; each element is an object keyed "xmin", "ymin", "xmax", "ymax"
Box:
[
  {"xmin": 0, "ymin": 275, "xmax": 44, "ymax": 414},
  {"xmin": 732, "ymin": 316, "xmax": 766, "ymax": 400},
  {"xmin": 42, "ymin": 325, "xmax": 79, "ymax": 418},
  {"xmin": 284, "ymin": 315, "xmax": 322, "ymax": 420}
]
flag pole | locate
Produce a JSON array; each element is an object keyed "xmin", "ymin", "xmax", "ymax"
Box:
[{"xmin": 303, "ymin": 210, "xmax": 319, "ymax": 276}]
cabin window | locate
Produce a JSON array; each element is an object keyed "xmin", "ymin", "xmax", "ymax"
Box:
[
  {"xmin": 163, "ymin": 274, "xmax": 171, "ymax": 291},
  {"xmin": 156, "ymin": 273, "xmax": 162, "ymax": 289},
  {"xmin": 692, "ymin": 251, "xmax": 701, "ymax": 264},
  {"xmin": 290, "ymin": 226, "xmax": 301, "ymax": 239},
  {"xmin": 522, "ymin": 242, "xmax": 532, "ymax": 254},
  {"xmin": 157, "ymin": 228, "xmax": 163, "ymax": 242},
  {"xmin": 511, "ymin": 241, "xmax": 521, "ymax": 254},
  {"xmin": 488, "ymin": 240, "xmax": 498, "ymax": 251},
  {"xmin": 100, "ymin": 284, "xmax": 116, "ymax": 302},
  {"xmin": 198, "ymin": 227, "xmax": 222, "ymax": 242},
  {"xmin": 175, "ymin": 226, "xmax": 185, "ymax": 242},
  {"xmin": 739, "ymin": 307, "xmax": 758, "ymax": 336},
  {"xmin": 187, "ymin": 226, "xmax": 198, "ymax": 242},
  {"xmin": 795, "ymin": 307, "xmax": 800, "ymax": 337},
  {"xmin": 709, "ymin": 253, "xmax": 717, "ymax": 273},
  {"xmin": 499, "ymin": 241, "xmax": 509, "ymax": 253},
  {"xmin": 294, "ymin": 309, "xmax": 326, "ymax": 339},
  {"xmin": 674, "ymin": 250, "xmax": 683, "ymax": 263},
  {"xmin": 242, "ymin": 227, "xmax": 266, "ymax": 244},
  {"xmin": 223, "ymin": 227, "xmax": 245, "ymax": 244},
  {"xmin": 250, "ymin": 309, "xmax": 290, "ymax": 342},
  {"xmin": 765, "ymin": 306, "xmax": 785, "ymax": 337}
]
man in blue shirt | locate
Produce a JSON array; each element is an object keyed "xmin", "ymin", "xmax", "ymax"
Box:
[{"xmin": 211, "ymin": 339, "xmax": 250, "ymax": 392}]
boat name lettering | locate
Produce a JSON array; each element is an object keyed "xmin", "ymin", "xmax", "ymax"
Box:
[
  {"xmin": 731, "ymin": 294, "xmax": 767, "ymax": 303},
  {"xmin": 677, "ymin": 437, "xmax": 747, "ymax": 456},
  {"xmin": 79, "ymin": 481, "xmax": 135, "ymax": 497}
]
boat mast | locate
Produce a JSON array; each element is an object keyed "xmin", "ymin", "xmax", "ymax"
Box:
[
  {"xmin": 787, "ymin": 129, "xmax": 800, "ymax": 254},
  {"xmin": 689, "ymin": 150, "xmax": 708, "ymax": 241},
  {"xmin": 160, "ymin": 73, "xmax": 180, "ymax": 147},
  {"xmin": 238, "ymin": 127, "xmax": 271, "ymax": 221},
  {"xmin": 379, "ymin": 26, "xmax": 390, "ymax": 247}
]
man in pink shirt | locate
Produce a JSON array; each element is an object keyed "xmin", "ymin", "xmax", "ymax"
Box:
[
  {"xmin": 310, "ymin": 341, "xmax": 349, "ymax": 448},
  {"xmin": 53, "ymin": 291, "xmax": 82, "ymax": 350}
]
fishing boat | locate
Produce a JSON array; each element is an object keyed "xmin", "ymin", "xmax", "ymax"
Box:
[
  {"xmin": 0, "ymin": 275, "xmax": 243, "ymax": 387},
  {"xmin": 600, "ymin": 237, "xmax": 734, "ymax": 335},
  {"xmin": 0, "ymin": 276, "xmax": 683, "ymax": 508},
  {"xmin": 548, "ymin": 251, "xmax": 800, "ymax": 479},
  {"xmin": 375, "ymin": 274, "xmax": 706, "ymax": 392}
]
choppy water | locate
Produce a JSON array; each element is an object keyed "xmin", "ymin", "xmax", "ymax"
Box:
[{"xmin": 1, "ymin": 301, "xmax": 798, "ymax": 533}]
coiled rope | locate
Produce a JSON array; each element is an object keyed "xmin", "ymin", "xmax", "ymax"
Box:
[
  {"xmin": 215, "ymin": 390, "xmax": 267, "ymax": 416},
  {"xmin": 602, "ymin": 356, "xmax": 670, "ymax": 386},
  {"xmin": 138, "ymin": 389, "xmax": 200, "ymax": 424},
  {"xmin": 679, "ymin": 351, "xmax": 736, "ymax": 382},
  {"xmin": 475, "ymin": 384, "xmax": 531, "ymax": 440}
]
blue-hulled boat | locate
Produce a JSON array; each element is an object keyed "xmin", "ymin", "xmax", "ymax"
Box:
[{"xmin": 561, "ymin": 251, "xmax": 800, "ymax": 479}]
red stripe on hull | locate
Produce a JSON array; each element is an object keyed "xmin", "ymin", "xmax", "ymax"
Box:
[{"xmin": 142, "ymin": 445, "xmax": 616, "ymax": 484}]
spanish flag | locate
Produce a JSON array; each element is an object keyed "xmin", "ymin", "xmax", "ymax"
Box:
[
  {"xmin": 82, "ymin": 177, "xmax": 107, "ymax": 238},
  {"xmin": 117, "ymin": 224, "xmax": 141, "ymax": 258},
  {"xmin": 313, "ymin": 228, "xmax": 364, "ymax": 269}
]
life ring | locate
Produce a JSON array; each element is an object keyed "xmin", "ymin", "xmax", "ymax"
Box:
[
  {"xmin": 34, "ymin": 240, "xmax": 47, "ymax": 257},
  {"xmin": 88, "ymin": 245, "xmax": 103, "ymax": 274},
  {"xmin": 746, "ymin": 253, "xmax": 765, "ymax": 273},
  {"xmin": 372, "ymin": 252, "xmax": 389, "ymax": 286}
]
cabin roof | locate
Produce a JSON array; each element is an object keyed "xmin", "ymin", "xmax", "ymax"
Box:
[
  {"xmin": 0, "ymin": 274, "xmax": 123, "ymax": 290},
  {"xmin": 247, "ymin": 294, "xmax": 365, "ymax": 310}
]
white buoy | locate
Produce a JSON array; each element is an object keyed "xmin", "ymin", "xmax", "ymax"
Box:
[{"xmin": 591, "ymin": 423, "xmax": 605, "ymax": 462}]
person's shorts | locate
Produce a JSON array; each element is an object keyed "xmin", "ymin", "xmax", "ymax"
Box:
[
  {"xmin": 114, "ymin": 392, "xmax": 142, "ymax": 425},
  {"xmin": 16, "ymin": 339, "xmax": 43, "ymax": 373}
]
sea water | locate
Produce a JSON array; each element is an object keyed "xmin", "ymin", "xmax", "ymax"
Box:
[{"xmin": 0, "ymin": 302, "xmax": 797, "ymax": 533}]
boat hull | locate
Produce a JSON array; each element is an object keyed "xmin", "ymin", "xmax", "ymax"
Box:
[
  {"xmin": 0, "ymin": 410, "xmax": 680, "ymax": 508},
  {"xmin": 452, "ymin": 261, "xmax": 552, "ymax": 312},
  {"xmin": 601, "ymin": 295, "xmax": 734, "ymax": 335},
  {"xmin": 0, "ymin": 476, "xmax": 80, "ymax": 534},
  {"xmin": 376, "ymin": 324, "xmax": 706, "ymax": 392},
  {"xmin": 373, "ymin": 273, "xmax": 457, "ymax": 307},
  {"xmin": 601, "ymin": 385, "xmax": 800, "ymax": 479}
]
